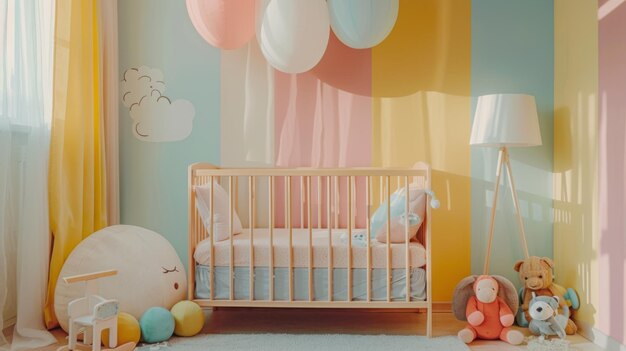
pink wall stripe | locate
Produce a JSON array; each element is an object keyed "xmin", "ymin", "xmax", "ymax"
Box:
[
  {"xmin": 273, "ymin": 34, "xmax": 372, "ymax": 228},
  {"xmin": 599, "ymin": 1, "xmax": 626, "ymax": 344}
]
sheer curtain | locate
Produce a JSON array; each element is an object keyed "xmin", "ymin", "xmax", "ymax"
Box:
[{"xmin": 0, "ymin": 0, "xmax": 56, "ymax": 349}]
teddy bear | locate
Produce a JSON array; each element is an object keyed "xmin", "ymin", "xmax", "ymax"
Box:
[
  {"xmin": 528, "ymin": 293, "xmax": 568, "ymax": 339},
  {"xmin": 514, "ymin": 256, "xmax": 577, "ymax": 335},
  {"xmin": 453, "ymin": 275, "xmax": 524, "ymax": 345}
]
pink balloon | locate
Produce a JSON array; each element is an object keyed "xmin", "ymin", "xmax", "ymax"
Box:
[{"xmin": 186, "ymin": 0, "xmax": 256, "ymax": 50}]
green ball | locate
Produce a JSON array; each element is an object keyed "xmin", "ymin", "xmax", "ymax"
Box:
[
  {"xmin": 171, "ymin": 301, "xmax": 205, "ymax": 337},
  {"xmin": 139, "ymin": 307, "xmax": 174, "ymax": 343}
]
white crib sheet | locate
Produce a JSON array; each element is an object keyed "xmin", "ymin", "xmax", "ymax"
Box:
[{"xmin": 193, "ymin": 228, "xmax": 426, "ymax": 269}]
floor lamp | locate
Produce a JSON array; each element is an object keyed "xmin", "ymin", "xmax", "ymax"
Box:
[{"xmin": 470, "ymin": 94, "xmax": 542, "ymax": 274}]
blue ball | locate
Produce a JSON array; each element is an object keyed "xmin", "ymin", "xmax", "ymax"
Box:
[{"xmin": 139, "ymin": 307, "xmax": 175, "ymax": 343}]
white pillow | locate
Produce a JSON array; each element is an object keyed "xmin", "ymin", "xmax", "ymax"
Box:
[
  {"xmin": 195, "ymin": 181, "xmax": 243, "ymax": 241},
  {"xmin": 374, "ymin": 185, "xmax": 427, "ymax": 243}
]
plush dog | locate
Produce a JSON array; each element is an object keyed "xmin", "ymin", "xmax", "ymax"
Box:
[
  {"xmin": 528, "ymin": 293, "xmax": 568, "ymax": 339},
  {"xmin": 453, "ymin": 275, "xmax": 524, "ymax": 345},
  {"xmin": 514, "ymin": 256, "xmax": 577, "ymax": 334}
]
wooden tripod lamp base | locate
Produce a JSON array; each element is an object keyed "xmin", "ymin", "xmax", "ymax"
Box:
[
  {"xmin": 469, "ymin": 93, "xmax": 542, "ymax": 275},
  {"xmin": 483, "ymin": 147, "xmax": 530, "ymax": 274}
]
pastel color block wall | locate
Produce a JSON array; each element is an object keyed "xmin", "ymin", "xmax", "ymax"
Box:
[
  {"xmin": 598, "ymin": 0, "xmax": 626, "ymax": 344},
  {"xmin": 371, "ymin": 0, "xmax": 472, "ymax": 301},
  {"xmin": 118, "ymin": 0, "xmax": 221, "ymax": 267},
  {"xmin": 471, "ymin": 0, "xmax": 554, "ymax": 285},
  {"xmin": 554, "ymin": 1, "xmax": 626, "ymax": 347},
  {"xmin": 553, "ymin": 0, "xmax": 599, "ymax": 334},
  {"xmin": 117, "ymin": 0, "xmax": 556, "ymax": 302}
]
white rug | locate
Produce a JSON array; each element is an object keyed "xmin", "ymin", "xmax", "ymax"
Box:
[{"xmin": 137, "ymin": 334, "xmax": 469, "ymax": 351}]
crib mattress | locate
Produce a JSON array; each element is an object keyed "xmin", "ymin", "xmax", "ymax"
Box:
[
  {"xmin": 195, "ymin": 265, "xmax": 426, "ymax": 301},
  {"xmin": 193, "ymin": 228, "xmax": 426, "ymax": 269}
]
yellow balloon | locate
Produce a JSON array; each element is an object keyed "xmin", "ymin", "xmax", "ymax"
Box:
[
  {"xmin": 102, "ymin": 312, "xmax": 141, "ymax": 348},
  {"xmin": 171, "ymin": 301, "xmax": 205, "ymax": 337}
]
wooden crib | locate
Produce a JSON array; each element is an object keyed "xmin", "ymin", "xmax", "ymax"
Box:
[{"xmin": 187, "ymin": 163, "xmax": 433, "ymax": 336}]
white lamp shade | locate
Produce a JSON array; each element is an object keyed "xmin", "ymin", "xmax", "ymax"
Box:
[{"xmin": 470, "ymin": 94, "xmax": 542, "ymax": 147}]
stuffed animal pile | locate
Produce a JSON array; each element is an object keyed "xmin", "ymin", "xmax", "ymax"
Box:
[{"xmin": 514, "ymin": 256, "xmax": 578, "ymax": 335}]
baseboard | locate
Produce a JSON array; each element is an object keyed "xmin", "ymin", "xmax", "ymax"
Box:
[
  {"xmin": 212, "ymin": 302, "xmax": 453, "ymax": 314},
  {"xmin": 576, "ymin": 319, "xmax": 626, "ymax": 351},
  {"xmin": 432, "ymin": 302, "xmax": 452, "ymax": 313}
]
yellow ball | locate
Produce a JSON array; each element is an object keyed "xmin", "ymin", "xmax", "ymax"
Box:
[
  {"xmin": 170, "ymin": 301, "xmax": 205, "ymax": 337},
  {"xmin": 102, "ymin": 312, "xmax": 141, "ymax": 348}
]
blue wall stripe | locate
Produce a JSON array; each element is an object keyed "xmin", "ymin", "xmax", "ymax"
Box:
[
  {"xmin": 470, "ymin": 0, "xmax": 554, "ymax": 286},
  {"xmin": 118, "ymin": 0, "xmax": 221, "ymax": 269}
]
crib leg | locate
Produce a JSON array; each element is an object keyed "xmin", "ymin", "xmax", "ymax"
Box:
[{"xmin": 426, "ymin": 306, "xmax": 432, "ymax": 337}]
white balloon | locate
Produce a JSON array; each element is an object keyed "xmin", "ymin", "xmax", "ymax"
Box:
[
  {"xmin": 259, "ymin": 0, "xmax": 330, "ymax": 74},
  {"xmin": 255, "ymin": 0, "xmax": 270, "ymax": 37},
  {"xmin": 328, "ymin": 0, "xmax": 399, "ymax": 49}
]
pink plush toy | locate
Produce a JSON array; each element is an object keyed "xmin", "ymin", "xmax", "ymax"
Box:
[{"xmin": 454, "ymin": 275, "xmax": 524, "ymax": 345}]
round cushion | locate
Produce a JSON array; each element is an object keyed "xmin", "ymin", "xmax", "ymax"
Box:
[
  {"xmin": 140, "ymin": 307, "xmax": 175, "ymax": 343},
  {"xmin": 102, "ymin": 312, "xmax": 141, "ymax": 348},
  {"xmin": 54, "ymin": 225, "xmax": 187, "ymax": 332},
  {"xmin": 171, "ymin": 301, "xmax": 205, "ymax": 337}
]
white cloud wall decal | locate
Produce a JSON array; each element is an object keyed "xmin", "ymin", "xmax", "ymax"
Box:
[
  {"xmin": 130, "ymin": 93, "xmax": 195, "ymax": 142},
  {"xmin": 121, "ymin": 66, "xmax": 195, "ymax": 142}
]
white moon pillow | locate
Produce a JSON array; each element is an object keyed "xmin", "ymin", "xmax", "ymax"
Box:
[{"xmin": 54, "ymin": 225, "xmax": 187, "ymax": 332}]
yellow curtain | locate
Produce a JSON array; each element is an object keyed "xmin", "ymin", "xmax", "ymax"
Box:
[{"xmin": 45, "ymin": 0, "xmax": 107, "ymax": 329}]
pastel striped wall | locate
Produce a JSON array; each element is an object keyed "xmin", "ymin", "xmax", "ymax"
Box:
[
  {"xmin": 471, "ymin": 0, "xmax": 554, "ymax": 285},
  {"xmin": 553, "ymin": 0, "xmax": 599, "ymax": 334},
  {"xmin": 118, "ymin": 0, "xmax": 221, "ymax": 267},
  {"xmin": 371, "ymin": 0, "xmax": 471, "ymax": 302},
  {"xmin": 598, "ymin": 0, "xmax": 626, "ymax": 344},
  {"xmin": 117, "ymin": 0, "xmax": 557, "ymax": 303}
]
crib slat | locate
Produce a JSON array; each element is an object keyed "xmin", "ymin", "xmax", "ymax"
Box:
[
  {"xmin": 307, "ymin": 176, "xmax": 313, "ymax": 302},
  {"xmin": 284, "ymin": 177, "xmax": 288, "ymax": 227},
  {"xmin": 269, "ymin": 176, "xmax": 274, "ymax": 301},
  {"xmin": 300, "ymin": 176, "xmax": 307, "ymax": 229},
  {"xmin": 366, "ymin": 176, "xmax": 371, "ymax": 302},
  {"xmin": 405, "ymin": 176, "xmax": 410, "ymax": 302},
  {"xmin": 327, "ymin": 176, "xmax": 333, "ymax": 302},
  {"xmin": 210, "ymin": 176, "xmax": 215, "ymax": 301},
  {"xmin": 347, "ymin": 176, "xmax": 353, "ymax": 302},
  {"xmin": 188, "ymin": 172, "xmax": 195, "ymax": 301},
  {"xmin": 379, "ymin": 177, "xmax": 383, "ymax": 210},
  {"xmin": 352, "ymin": 177, "xmax": 357, "ymax": 231},
  {"xmin": 426, "ymin": 169, "xmax": 433, "ymax": 337},
  {"xmin": 249, "ymin": 176, "xmax": 255, "ymax": 301},
  {"xmin": 317, "ymin": 176, "xmax": 321, "ymax": 229},
  {"xmin": 229, "ymin": 176, "xmax": 234, "ymax": 301},
  {"xmin": 234, "ymin": 176, "xmax": 239, "ymax": 220},
  {"xmin": 287, "ymin": 176, "xmax": 293, "ymax": 302},
  {"xmin": 386, "ymin": 176, "xmax": 391, "ymax": 302},
  {"xmin": 334, "ymin": 176, "xmax": 339, "ymax": 229}
]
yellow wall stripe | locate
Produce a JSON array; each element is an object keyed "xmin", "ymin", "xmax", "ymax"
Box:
[{"xmin": 371, "ymin": 0, "xmax": 471, "ymax": 301}]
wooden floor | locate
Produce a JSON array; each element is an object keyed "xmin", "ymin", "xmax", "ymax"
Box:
[{"xmin": 4, "ymin": 309, "xmax": 604, "ymax": 350}]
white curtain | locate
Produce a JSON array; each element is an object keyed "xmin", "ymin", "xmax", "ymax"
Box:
[
  {"xmin": 0, "ymin": 0, "xmax": 56, "ymax": 349},
  {"xmin": 221, "ymin": 40, "xmax": 274, "ymax": 168}
]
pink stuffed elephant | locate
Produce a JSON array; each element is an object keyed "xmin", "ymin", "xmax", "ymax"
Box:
[{"xmin": 453, "ymin": 275, "xmax": 524, "ymax": 345}]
